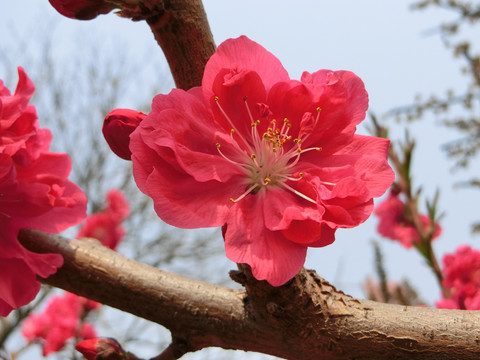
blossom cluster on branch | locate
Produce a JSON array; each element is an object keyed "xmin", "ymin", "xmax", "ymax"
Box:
[
  {"xmin": 19, "ymin": 189, "xmax": 129, "ymax": 356},
  {"xmin": 436, "ymin": 245, "xmax": 480, "ymax": 310},
  {"xmin": 0, "ymin": 67, "xmax": 87, "ymax": 316},
  {"xmin": 21, "ymin": 292, "xmax": 99, "ymax": 356},
  {"xmin": 375, "ymin": 190, "xmax": 442, "ymax": 249}
]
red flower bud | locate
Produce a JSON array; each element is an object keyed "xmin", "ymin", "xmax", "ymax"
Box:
[
  {"xmin": 102, "ymin": 109, "xmax": 146, "ymax": 160},
  {"xmin": 48, "ymin": 0, "xmax": 116, "ymax": 20},
  {"xmin": 75, "ymin": 338, "xmax": 125, "ymax": 360}
]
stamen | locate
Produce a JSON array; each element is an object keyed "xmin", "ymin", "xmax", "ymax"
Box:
[
  {"xmin": 320, "ymin": 180, "xmax": 337, "ymax": 186},
  {"xmin": 277, "ymin": 172, "xmax": 303, "ymax": 182},
  {"xmin": 216, "ymin": 143, "xmax": 250, "ymax": 170},
  {"xmin": 280, "ymin": 182, "xmax": 317, "ymax": 205},
  {"xmin": 299, "ymin": 146, "xmax": 322, "ymax": 154},
  {"xmin": 215, "ymin": 96, "xmax": 254, "ymax": 154},
  {"xmin": 230, "ymin": 183, "xmax": 259, "ymax": 203},
  {"xmin": 217, "ymin": 99, "xmax": 325, "ymax": 205}
]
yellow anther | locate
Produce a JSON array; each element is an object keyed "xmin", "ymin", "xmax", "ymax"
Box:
[
  {"xmin": 230, "ymin": 198, "xmax": 236, "ymax": 203},
  {"xmin": 299, "ymin": 172, "xmax": 304, "ymax": 177},
  {"xmin": 250, "ymin": 154, "xmax": 256, "ymax": 159},
  {"xmin": 216, "ymin": 143, "xmax": 221, "ymax": 148},
  {"xmin": 214, "ymin": 96, "xmax": 219, "ymax": 101},
  {"xmin": 316, "ymin": 106, "xmax": 322, "ymax": 112},
  {"xmin": 264, "ymin": 177, "xmax": 272, "ymax": 183},
  {"xmin": 230, "ymin": 128, "xmax": 235, "ymax": 134},
  {"xmin": 297, "ymin": 148, "xmax": 302, "ymax": 153}
]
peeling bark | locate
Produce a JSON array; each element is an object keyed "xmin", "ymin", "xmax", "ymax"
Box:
[{"xmin": 19, "ymin": 229, "xmax": 480, "ymax": 359}]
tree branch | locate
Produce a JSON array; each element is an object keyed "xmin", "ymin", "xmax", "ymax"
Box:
[
  {"xmin": 131, "ymin": 0, "xmax": 216, "ymax": 90},
  {"xmin": 18, "ymin": 229, "xmax": 480, "ymax": 360}
]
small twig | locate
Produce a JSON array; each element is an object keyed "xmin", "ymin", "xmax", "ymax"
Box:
[{"xmin": 150, "ymin": 339, "xmax": 188, "ymax": 360}]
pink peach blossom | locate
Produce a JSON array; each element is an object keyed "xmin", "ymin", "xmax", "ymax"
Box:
[
  {"xmin": 22, "ymin": 292, "xmax": 98, "ymax": 356},
  {"xmin": 374, "ymin": 192, "xmax": 441, "ymax": 248},
  {"xmin": 436, "ymin": 245, "xmax": 480, "ymax": 310},
  {"xmin": 0, "ymin": 67, "xmax": 87, "ymax": 316},
  {"xmin": 130, "ymin": 36, "xmax": 394, "ymax": 286},
  {"xmin": 77, "ymin": 189, "xmax": 129, "ymax": 250}
]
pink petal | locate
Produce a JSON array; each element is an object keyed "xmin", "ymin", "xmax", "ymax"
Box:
[
  {"xmin": 282, "ymin": 220, "xmax": 336, "ymax": 247},
  {"xmin": 135, "ymin": 88, "xmax": 244, "ymax": 183},
  {"xmin": 0, "ymin": 258, "xmax": 41, "ymax": 316},
  {"xmin": 300, "ymin": 70, "xmax": 369, "ymax": 152},
  {"xmin": 210, "ymin": 70, "xmax": 268, "ymax": 143},
  {"xmin": 225, "ymin": 195, "xmax": 307, "ymax": 286},
  {"xmin": 261, "ymin": 186, "xmax": 324, "ymax": 231},
  {"xmin": 203, "ymin": 36, "xmax": 290, "ymax": 98},
  {"xmin": 134, "ymin": 158, "xmax": 241, "ymax": 228}
]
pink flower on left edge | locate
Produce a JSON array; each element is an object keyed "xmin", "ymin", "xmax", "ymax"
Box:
[
  {"xmin": 0, "ymin": 67, "xmax": 87, "ymax": 316},
  {"xmin": 130, "ymin": 36, "xmax": 394, "ymax": 286},
  {"xmin": 22, "ymin": 292, "xmax": 99, "ymax": 356},
  {"xmin": 77, "ymin": 189, "xmax": 129, "ymax": 250},
  {"xmin": 374, "ymin": 192, "xmax": 441, "ymax": 248},
  {"xmin": 436, "ymin": 245, "xmax": 480, "ymax": 310}
]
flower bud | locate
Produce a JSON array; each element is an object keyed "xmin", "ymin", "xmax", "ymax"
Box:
[
  {"xmin": 75, "ymin": 338, "xmax": 125, "ymax": 360},
  {"xmin": 102, "ymin": 109, "xmax": 146, "ymax": 160},
  {"xmin": 48, "ymin": 0, "xmax": 116, "ymax": 20}
]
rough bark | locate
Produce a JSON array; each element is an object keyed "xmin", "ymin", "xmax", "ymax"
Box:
[{"xmin": 19, "ymin": 229, "xmax": 480, "ymax": 360}]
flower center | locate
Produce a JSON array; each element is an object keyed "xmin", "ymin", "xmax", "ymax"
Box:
[{"xmin": 215, "ymin": 96, "xmax": 324, "ymax": 204}]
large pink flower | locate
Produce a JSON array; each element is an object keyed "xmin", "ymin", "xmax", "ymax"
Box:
[
  {"xmin": 436, "ymin": 245, "xmax": 480, "ymax": 310},
  {"xmin": 0, "ymin": 67, "xmax": 87, "ymax": 316},
  {"xmin": 130, "ymin": 36, "xmax": 394, "ymax": 286},
  {"xmin": 374, "ymin": 192, "xmax": 442, "ymax": 248}
]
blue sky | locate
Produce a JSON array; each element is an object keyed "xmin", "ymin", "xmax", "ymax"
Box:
[{"xmin": 2, "ymin": 0, "xmax": 478, "ymax": 305}]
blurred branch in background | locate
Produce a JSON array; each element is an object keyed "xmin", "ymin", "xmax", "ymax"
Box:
[
  {"xmin": 388, "ymin": 0, "xmax": 480, "ymax": 170},
  {"xmin": 382, "ymin": 1, "xmax": 480, "ymax": 235}
]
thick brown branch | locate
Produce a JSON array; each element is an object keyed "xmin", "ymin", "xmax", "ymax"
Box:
[
  {"xmin": 137, "ymin": 0, "xmax": 216, "ymax": 90},
  {"xmin": 19, "ymin": 229, "xmax": 480, "ymax": 360}
]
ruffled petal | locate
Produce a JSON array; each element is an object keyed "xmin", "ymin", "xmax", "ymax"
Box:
[
  {"xmin": 300, "ymin": 70, "xmax": 369, "ymax": 152},
  {"xmin": 137, "ymin": 88, "xmax": 244, "ymax": 183},
  {"xmin": 210, "ymin": 70, "xmax": 268, "ymax": 144},
  {"xmin": 132, "ymin": 134, "xmax": 241, "ymax": 228},
  {"xmin": 0, "ymin": 258, "xmax": 40, "ymax": 316},
  {"xmin": 203, "ymin": 36, "xmax": 290, "ymax": 98},
  {"xmin": 282, "ymin": 220, "xmax": 336, "ymax": 247},
  {"xmin": 335, "ymin": 135, "xmax": 394, "ymax": 197},
  {"xmin": 261, "ymin": 186, "xmax": 323, "ymax": 231},
  {"xmin": 225, "ymin": 195, "xmax": 307, "ymax": 286}
]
